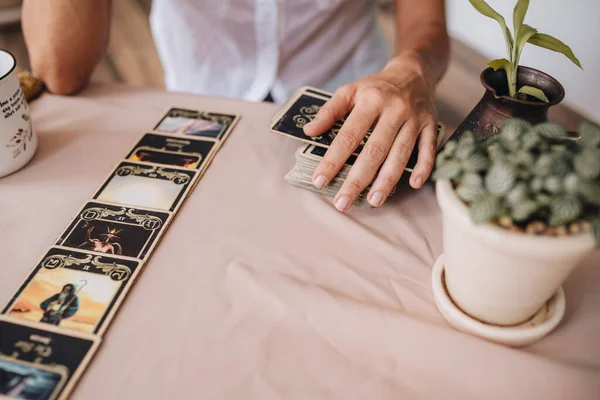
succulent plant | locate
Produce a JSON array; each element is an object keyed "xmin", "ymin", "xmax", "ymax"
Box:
[{"xmin": 434, "ymin": 118, "xmax": 600, "ymax": 244}]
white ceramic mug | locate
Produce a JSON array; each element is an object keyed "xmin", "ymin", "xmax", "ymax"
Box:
[{"xmin": 0, "ymin": 49, "xmax": 37, "ymax": 178}]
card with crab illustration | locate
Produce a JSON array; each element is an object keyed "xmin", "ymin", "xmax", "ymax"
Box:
[
  {"xmin": 2, "ymin": 247, "xmax": 141, "ymax": 336},
  {"xmin": 93, "ymin": 161, "xmax": 198, "ymax": 212},
  {"xmin": 55, "ymin": 201, "xmax": 171, "ymax": 261}
]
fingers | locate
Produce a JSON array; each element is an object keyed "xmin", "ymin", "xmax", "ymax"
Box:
[
  {"xmin": 303, "ymin": 86, "xmax": 355, "ymax": 137},
  {"xmin": 311, "ymin": 90, "xmax": 382, "ymax": 191},
  {"xmin": 332, "ymin": 110, "xmax": 404, "ymax": 212},
  {"xmin": 409, "ymin": 122, "xmax": 438, "ymax": 189},
  {"xmin": 366, "ymin": 121, "xmax": 420, "ymax": 207}
]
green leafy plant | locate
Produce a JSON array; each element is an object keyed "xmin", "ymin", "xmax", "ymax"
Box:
[
  {"xmin": 469, "ymin": 0, "xmax": 582, "ymax": 102},
  {"xmin": 434, "ymin": 119, "xmax": 600, "ymax": 244}
]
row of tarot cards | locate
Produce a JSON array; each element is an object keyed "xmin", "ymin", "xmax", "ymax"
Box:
[
  {"xmin": 270, "ymin": 86, "xmax": 446, "ymax": 207},
  {"xmin": 0, "ymin": 108, "xmax": 239, "ymax": 400}
]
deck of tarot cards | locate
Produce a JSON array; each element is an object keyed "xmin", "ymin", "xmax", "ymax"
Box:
[{"xmin": 270, "ymin": 86, "xmax": 446, "ymax": 208}]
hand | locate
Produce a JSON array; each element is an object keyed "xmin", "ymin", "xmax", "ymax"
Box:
[{"xmin": 303, "ymin": 52, "xmax": 438, "ymax": 212}]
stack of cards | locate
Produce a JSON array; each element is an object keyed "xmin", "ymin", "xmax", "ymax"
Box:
[
  {"xmin": 270, "ymin": 86, "xmax": 445, "ymax": 207},
  {"xmin": 0, "ymin": 107, "xmax": 239, "ymax": 400}
]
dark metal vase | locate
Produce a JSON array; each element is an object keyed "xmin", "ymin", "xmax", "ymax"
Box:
[{"xmin": 452, "ymin": 66, "xmax": 565, "ymax": 140}]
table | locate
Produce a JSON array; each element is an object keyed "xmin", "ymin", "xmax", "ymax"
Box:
[{"xmin": 1, "ymin": 84, "xmax": 599, "ymax": 399}]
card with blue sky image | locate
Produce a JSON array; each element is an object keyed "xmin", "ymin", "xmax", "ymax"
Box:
[{"xmin": 154, "ymin": 108, "xmax": 239, "ymax": 142}]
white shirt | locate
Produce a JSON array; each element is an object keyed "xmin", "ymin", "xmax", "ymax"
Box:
[{"xmin": 150, "ymin": 0, "xmax": 390, "ymax": 103}]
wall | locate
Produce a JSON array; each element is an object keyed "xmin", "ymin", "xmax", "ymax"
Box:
[{"xmin": 446, "ymin": 0, "xmax": 599, "ymax": 122}]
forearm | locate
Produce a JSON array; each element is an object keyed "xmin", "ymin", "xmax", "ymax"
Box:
[
  {"xmin": 392, "ymin": 0, "xmax": 449, "ymax": 83},
  {"xmin": 22, "ymin": 0, "xmax": 112, "ymax": 95}
]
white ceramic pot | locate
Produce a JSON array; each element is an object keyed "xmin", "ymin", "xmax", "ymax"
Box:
[
  {"xmin": 436, "ymin": 179, "xmax": 596, "ymax": 326},
  {"xmin": 0, "ymin": 49, "xmax": 37, "ymax": 178}
]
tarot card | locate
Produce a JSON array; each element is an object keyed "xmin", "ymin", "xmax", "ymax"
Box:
[
  {"xmin": 297, "ymin": 122, "xmax": 446, "ymax": 172},
  {"xmin": 126, "ymin": 133, "xmax": 218, "ymax": 171},
  {"xmin": 2, "ymin": 247, "xmax": 141, "ymax": 335},
  {"xmin": 93, "ymin": 161, "xmax": 197, "ymax": 212},
  {"xmin": 272, "ymin": 87, "xmax": 446, "ymax": 163},
  {"xmin": 0, "ymin": 317, "xmax": 100, "ymax": 400},
  {"xmin": 302, "ymin": 86, "xmax": 333, "ymax": 99},
  {"xmin": 55, "ymin": 201, "xmax": 171, "ymax": 260},
  {"xmin": 154, "ymin": 108, "xmax": 240, "ymax": 142},
  {"xmin": 303, "ymin": 145, "xmax": 358, "ymax": 166}
]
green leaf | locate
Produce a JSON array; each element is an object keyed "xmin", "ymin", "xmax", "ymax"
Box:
[
  {"xmin": 469, "ymin": 0, "xmax": 513, "ymax": 57},
  {"xmin": 563, "ymin": 173, "xmax": 579, "ymax": 194},
  {"xmin": 511, "ymin": 200, "xmax": 538, "ymax": 221},
  {"xmin": 521, "ymin": 130, "xmax": 542, "ymax": 150},
  {"xmin": 456, "ymin": 184, "xmax": 487, "ymax": 203},
  {"xmin": 433, "ymin": 160, "xmax": 462, "ymax": 181},
  {"xmin": 462, "ymin": 153, "xmax": 490, "ymax": 172},
  {"xmin": 532, "ymin": 122, "xmax": 568, "ymax": 140},
  {"xmin": 487, "ymin": 58, "xmax": 512, "ymax": 74},
  {"xmin": 517, "ymin": 85, "xmax": 549, "ymax": 103},
  {"xmin": 549, "ymin": 195, "xmax": 582, "ymax": 227},
  {"xmin": 506, "ymin": 182, "xmax": 529, "ymax": 206},
  {"xmin": 530, "ymin": 177, "xmax": 544, "ymax": 192},
  {"xmin": 544, "ymin": 176, "xmax": 563, "ymax": 193},
  {"xmin": 577, "ymin": 180, "xmax": 600, "ymax": 206},
  {"xmin": 469, "ymin": 195, "xmax": 501, "ymax": 224},
  {"xmin": 462, "ymin": 172, "xmax": 484, "ymax": 187},
  {"xmin": 442, "ymin": 140, "xmax": 458, "ymax": 155},
  {"xmin": 514, "ymin": 24, "xmax": 537, "ymax": 65},
  {"xmin": 533, "ymin": 154, "xmax": 553, "ymax": 176},
  {"xmin": 500, "ymin": 118, "xmax": 529, "ymax": 151},
  {"xmin": 528, "ymin": 33, "xmax": 582, "ymax": 69},
  {"xmin": 578, "ymin": 120, "xmax": 600, "ymax": 148},
  {"xmin": 513, "ymin": 0, "xmax": 529, "ymax": 40},
  {"xmin": 535, "ymin": 193, "xmax": 552, "ymax": 206},
  {"xmin": 574, "ymin": 148, "xmax": 600, "ymax": 180},
  {"xmin": 485, "ymin": 162, "xmax": 516, "ymax": 196}
]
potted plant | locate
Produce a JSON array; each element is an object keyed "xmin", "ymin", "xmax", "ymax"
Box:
[
  {"xmin": 433, "ymin": 118, "xmax": 600, "ymax": 326},
  {"xmin": 454, "ymin": 0, "xmax": 582, "ymax": 140}
]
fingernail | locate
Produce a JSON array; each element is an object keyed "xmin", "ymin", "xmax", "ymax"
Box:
[
  {"xmin": 369, "ymin": 191, "xmax": 384, "ymax": 207},
  {"xmin": 335, "ymin": 196, "xmax": 351, "ymax": 212},
  {"xmin": 304, "ymin": 119, "xmax": 317, "ymax": 130},
  {"xmin": 314, "ymin": 175, "xmax": 327, "ymax": 189},
  {"xmin": 414, "ymin": 176, "xmax": 423, "ymax": 188}
]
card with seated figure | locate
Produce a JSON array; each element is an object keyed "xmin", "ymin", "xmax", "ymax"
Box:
[
  {"xmin": 126, "ymin": 133, "xmax": 218, "ymax": 171},
  {"xmin": 93, "ymin": 161, "xmax": 197, "ymax": 212},
  {"xmin": 154, "ymin": 108, "xmax": 240, "ymax": 143},
  {"xmin": 2, "ymin": 247, "xmax": 141, "ymax": 336},
  {"xmin": 0, "ymin": 316, "xmax": 100, "ymax": 400},
  {"xmin": 55, "ymin": 201, "xmax": 171, "ymax": 261}
]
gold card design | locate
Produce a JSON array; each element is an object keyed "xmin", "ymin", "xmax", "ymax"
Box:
[
  {"xmin": 2, "ymin": 247, "xmax": 142, "ymax": 335},
  {"xmin": 55, "ymin": 201, "xmax": 172, "ymax": 261},
  {"xmin": 93, "ymin": 161, "xmax": 198, "ymax": 212}
]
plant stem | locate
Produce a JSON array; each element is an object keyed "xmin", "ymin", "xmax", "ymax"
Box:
[{"xmin": 509, "ymin": 63, "xmax": 518, "ymax": 98}]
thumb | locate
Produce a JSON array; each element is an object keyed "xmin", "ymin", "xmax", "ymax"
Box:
[{"xmin": 303, "ymin": 88, "xmax": 354, "ymax": 137}]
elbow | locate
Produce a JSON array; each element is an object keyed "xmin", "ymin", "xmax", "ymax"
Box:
[
  {"xmin": 32, "ymin": 58, "xmax": 93, "ymax": 96},
  {"xmin": 43, "ymin": 68, "xmax": 90, "ymax": 96}
]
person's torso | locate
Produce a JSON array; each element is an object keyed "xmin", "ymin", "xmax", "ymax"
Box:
[{"xmin": 150, "ymin": 0, "xmax": 390, "ymax": 103}]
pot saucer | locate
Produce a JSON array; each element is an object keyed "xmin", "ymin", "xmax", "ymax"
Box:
[{"xmin": 432, "ymin": 254, "xmax": 566, "ymax": 347}]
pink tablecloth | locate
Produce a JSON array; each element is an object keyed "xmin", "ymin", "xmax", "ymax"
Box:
[{"xmin": 1, "ymin": 84, "xmax": 599, "ymax": 399}]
